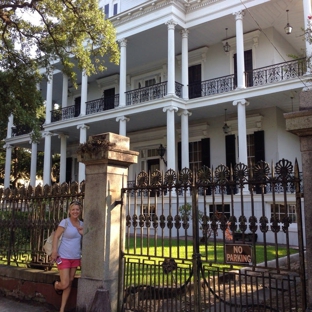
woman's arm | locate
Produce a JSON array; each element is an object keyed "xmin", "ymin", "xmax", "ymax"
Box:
[{"xmin": 77, "ymin": 226, "xmax": 83, "ymax": 236}]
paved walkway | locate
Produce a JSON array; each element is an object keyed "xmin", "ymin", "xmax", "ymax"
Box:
[{"xmin": 0, "ymin": 296, "xmax": 57, "ymax": 312}]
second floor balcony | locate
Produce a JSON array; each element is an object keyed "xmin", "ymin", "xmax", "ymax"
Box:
[{"xmin": 50, "ymin": 58, "xmax": 305, "ymax": 123}]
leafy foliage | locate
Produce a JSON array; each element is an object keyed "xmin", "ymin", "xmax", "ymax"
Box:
[{"xmin": 0, "ymin": 0, "xmax": 120, "ymax": 134}]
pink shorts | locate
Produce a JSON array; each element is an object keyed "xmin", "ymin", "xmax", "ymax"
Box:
[{"xmin": 57, "ymin": 258, "xmax": 81, "ymax": 270}]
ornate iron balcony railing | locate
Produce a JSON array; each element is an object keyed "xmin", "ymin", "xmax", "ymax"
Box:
[
  {"xmin": 86, "ymin": 94, "xmax": 119, "ymax": 115},
  {"xmin": 188, "ymin": 58, "xmax": 305, "ymax": 98},
  {"xmin": 11, "ymin": 124, "xmax": 34, "ymax": 136},
  {"xmin": 175, "ymin": 81, "xmax": 183, "ymax": 98},
  {"xmin": 126, "ymin": 81, "xmax": 168, "ymax": 106},
  {"xmin": 190, "ymin": 74, "xmax": 235, "ymax": 98},
  {"xmin": 125, "ymin": 81, "xmax": 183, "ymax": 106},
  {"xmin": 251, "ymin": 58, "xmax": 305, "ymax": 86},
  {"xmin": 51, "ymin": 105, "xmax": 76, "ymax": 122}
]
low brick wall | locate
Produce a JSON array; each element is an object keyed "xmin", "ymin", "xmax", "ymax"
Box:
[{"xmin": 0, "ymin": 265, "xmax": 78, "ymax": 310}]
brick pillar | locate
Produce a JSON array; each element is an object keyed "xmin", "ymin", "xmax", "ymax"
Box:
[
  {"xmin": 76, "ymin": 133, "xmax": 138, "ymax": 312},
  {"xmin": 285, "ymin": 89, "xmax": 312, "ymax": 311}
]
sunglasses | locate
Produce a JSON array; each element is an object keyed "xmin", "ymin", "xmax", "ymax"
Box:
[{"xmin": 70, "ymin": 200, "xmax": 82, "ymax": 206}]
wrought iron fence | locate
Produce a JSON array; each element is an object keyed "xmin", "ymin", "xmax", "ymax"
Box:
[
  {"xmin": 120, "ymin": 159, "xmax": 306, "ymax": 312},
  {"xmin": 0, "ymin": 182, "xmax": 84, "ymax": 270}
]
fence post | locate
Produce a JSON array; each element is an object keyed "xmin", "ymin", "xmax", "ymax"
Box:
[
  {"xmin": 76, "ymin": 133, "xmax": 138, "ymax": 312},
  {"xmin": 192, "ymin": 176, "xmax": 201, "ymax": 312}
]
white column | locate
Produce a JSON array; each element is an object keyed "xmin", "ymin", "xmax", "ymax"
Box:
[
  {"xmin": 7, "ymin": 114, "xmax": 14, "ymax": 138},
  {"xmin": 4, "ymin": 144, "xmax": 13, "ymax": 188},
  {"xmin": 163, "ymin": 106, "xmax": 178, "ymax": 169},
  {"xmin": 77, "ymin": 124, "xmax": 89, "ymax": 183},
  {"xmin": 181, "ymin": 29, "xmax": 189, "ymax": 100},
  {"xmin": 166, "ymin": 20, "xmax": 177, "ymax": 96},
  {"xmin": 80, "ymin": 71, "xmax": 88, "ymax": 116},
  {"xmin": 45, "ymin": 75, "xmax": 53, "ymax": 124},
  {"xmin": 62, "ymin": 73, "xmax": 68, "ymax": 108},
  {"xmin": 234, "ymin": 11, "xmax": 246, "ymax": 89},
  {"xmin": 119, "ymin": 38, "xmax": 127, "ymax": 107},
  {"xmin": 30, "ymin": 140, "xmax": 38, "ymax": 187},
  {"xmin": 116, "ymin": 116, "xmax": 129, "ymax": 136},
  {"xmin": 59, "ymin": 133, "xmax": 68, "ymax": 184},
  {"xmin": 180, "ymin": 109, "xmax": 192, "ymax": 168},
  {"xmin": 304, "ymin": 0, "xmax": 312, "ymax": 74},
  {"xmin": 43, "ymin": 131, "xmax": 53, "ymax": 185},
  {"xmin": 233, "ymin": 99, "xmax": 249, "ymax": 165}
]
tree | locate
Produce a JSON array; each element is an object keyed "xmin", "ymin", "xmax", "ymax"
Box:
[{"xmin": 0, "ymin": 0, "xmax": 120, "ymax": 135}]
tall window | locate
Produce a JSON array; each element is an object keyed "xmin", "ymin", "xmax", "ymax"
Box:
[
  {"xmin": 189, "ymin": 141, "xmax": 202, "ymax": 171},
  {"xmin": 247, "ymin": 134, "xmax": 255, "ymax": 166},
  {"xmin": 271, "ymin": 204, "xmax": 297, "ymax": 223}
]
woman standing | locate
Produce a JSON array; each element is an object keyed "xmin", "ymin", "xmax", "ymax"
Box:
[{"xmin": 51, "ymin": 201, "xmax": 83, "ymax": 312}]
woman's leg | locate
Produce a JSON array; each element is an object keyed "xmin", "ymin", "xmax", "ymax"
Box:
[{"xmin": 59, "ymin": 267, "xmax": 77, "ymax": 312}]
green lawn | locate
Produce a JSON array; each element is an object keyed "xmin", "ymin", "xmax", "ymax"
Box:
[
  {"xmin": 123, "ymin": 237, "xmax": 299, "ymax": 285},
  {"xmin": 124, "ymin": 237, "xmax": 298, "ymax": 267}
]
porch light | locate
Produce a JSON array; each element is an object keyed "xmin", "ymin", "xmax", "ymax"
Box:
[
  {"xmin": 157, "ymin": 144, "xmax": 167, "ymax": 166},
  {"xmin": 223, "ymin": 28, "xmax": 231, "ymax": 53},
  {"xmin": 223, "ymin": 109, "xmax": 230, "ymax": 134},
  {"xmin": 284, "ymin": 10, "xmax": 292, "ymax": 35}
]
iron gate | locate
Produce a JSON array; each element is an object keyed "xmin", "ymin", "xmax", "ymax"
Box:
[{"xmin": 119, "ymin": 159, "xmax": 306, "ymax": 312}]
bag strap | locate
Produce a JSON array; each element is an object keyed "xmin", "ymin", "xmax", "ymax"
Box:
[{"xmin": 59, "ymin": 218, "xmax": 69, "ymax": 246}]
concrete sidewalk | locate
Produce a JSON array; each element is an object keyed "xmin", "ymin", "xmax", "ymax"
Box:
[{"xmin": 0, "ymin": 296, "xmax": 58, "ymax": 312}]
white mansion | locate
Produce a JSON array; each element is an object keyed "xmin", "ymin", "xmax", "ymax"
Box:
[{"xmin": 3, "ymin": 0, "xmax": 311, "ymax": 244}]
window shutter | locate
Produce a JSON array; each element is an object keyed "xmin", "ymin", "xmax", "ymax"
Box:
[
  {"xmin": 226, "ymin": 134, "xmax": 236, "ymax": 168},
  {"xmin": 66, "ymin": 157, "xmax": 72, "ymax": 183},
  {"xmin": 201, "ymin": 138, "xmax": 210, "ymax": 167},
  {"xmin": 104, "ymin": 4, "xmax": 109, "ymax": 18},
  {"xmin": 113, "ymin": 3, "xmax": 118, "ymax": 15},
  {"xmin": 234, "ymin": 50, "xmax": 253, "ymax": 87},
  {"xmin": 226, "ymin": 135, "xmax": 236, "ymax": 195},
  {"xmin": 74, "ymin": 96, "xmax": 81, "ymax": 117},
  {"xmin": 254, "ymin": 130, "xmax": 265, "ymax": 163},
  {"xmin": 202, "ymin": 138, "xmax": 211, "ymax": 195},
  {"xmin": 178, "ymin": 142, "xmax": 182, "ymax": 171}
]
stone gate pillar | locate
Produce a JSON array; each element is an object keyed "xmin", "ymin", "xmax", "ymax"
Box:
[
  {"xmin": 285, "ymin": 89, "xmax": 312, "ymax": 311},
  {"xmin": 76, "ymin": 132, "xmax": 138, "ymax": 312}
]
